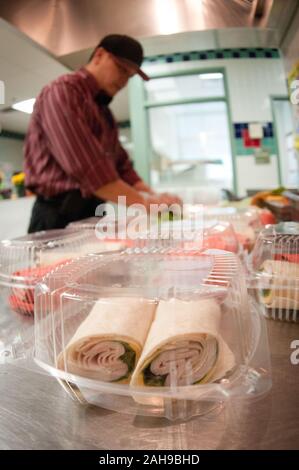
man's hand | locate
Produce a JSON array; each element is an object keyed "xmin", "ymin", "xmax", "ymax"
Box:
[
  {"xmin": 134, "ymin": 181, "xmax": 183, "ymax": 207},
  {"xmin": 94, "ymin": 179, "xmax": 183, "ymax": 213},
  {"xmin": 94, "ymin": 179, "xmax": 146, "ymax": 206},
  {"xmin": 143, "ymin": 193, "xmax": 183, "ymax": 212},
  {"xmin": 157, "ymin": 192, "xmax": 183, "ymax": 206}
]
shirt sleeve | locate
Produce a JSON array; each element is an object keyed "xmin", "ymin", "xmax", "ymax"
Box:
[
  {"xmin": 115, "ymin": 144, "xmax": 142, "ymax": 186},
  {"xmin": 40, "ymin": 81, "xmax": 119, "ymax": 194}
]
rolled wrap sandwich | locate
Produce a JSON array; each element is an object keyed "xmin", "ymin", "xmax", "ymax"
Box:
[
  {"xmin": 260, "ymin": 260, "xmax": 299, "ymax": 311},
  {"xmin": 131, "ymin": 298, "xmax": 235, "ymax": 388},
  {"xmin": 57, "ymin": 298, "xmax": 156, "ymax": 383}
]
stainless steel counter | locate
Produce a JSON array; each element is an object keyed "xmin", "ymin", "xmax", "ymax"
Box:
[{"xmin": 0, "ymin": 308, "xmax": 298, "ymax": 450}]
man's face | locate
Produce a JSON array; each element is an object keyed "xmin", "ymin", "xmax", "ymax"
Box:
[{"xmin": 95, "ymin": 49, "xmax": 136, "ymax": 96}]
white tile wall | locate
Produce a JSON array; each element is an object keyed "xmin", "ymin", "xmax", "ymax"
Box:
[
  {"xmin": 237, "ymin": 155, "xmax": 279, "ymax": 196},
  {"xmin": 226, "ymin": 59, "xmax": 288, "ymax": 122},
  {"xmin": 142, "ymin": 57, "xmax": 288, "ymax": 194}
]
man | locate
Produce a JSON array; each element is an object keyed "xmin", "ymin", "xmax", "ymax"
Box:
[{"xmin": 24, "ymin": 34, "xmax": 181, "ymax": 233}]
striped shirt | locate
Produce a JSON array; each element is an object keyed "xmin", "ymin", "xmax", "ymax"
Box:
[{"xmin": 24, "ymin": 67, "xmax": 141, "ymax": 197}]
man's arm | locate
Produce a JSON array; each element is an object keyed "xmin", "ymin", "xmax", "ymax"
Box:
[
  {"xmin": 94, "ymin": 179, "xmax": 183, "ymax": 212},
  {"xmin": 116, "ymin": 146, "xmax": 156, "ymax": 195},
  {"xmin": 94, "ymin": 179, "xmax": 146, "ymax": 206},
  {"xmin": 133, "ymin": 180, "xmax": 155, "ymax": 195},
  {"xmin": 115, "ymin": 145, "xmax": 141, "ymax": 187}
]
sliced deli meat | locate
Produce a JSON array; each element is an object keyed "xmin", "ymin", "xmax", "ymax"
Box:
[
  {"xmin": 131, "ymin": 298, "xmax": 235, "ymax": 388},
  {"xmin": 57, "ymin": 297, "xmax": 157, "ymax": 383}
]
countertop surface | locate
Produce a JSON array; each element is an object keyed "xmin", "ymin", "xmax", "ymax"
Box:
[
  {"xmin": 0, "ymin": 196, "xmax": 35, "ymax": 240},
  {"xmin": 0, "ymin": 301, "xmax": 299, "ymax": 450}
]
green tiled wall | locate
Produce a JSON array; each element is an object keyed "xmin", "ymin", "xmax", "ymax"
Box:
[{"xmin": 144, "ymin": 48, "xmax": 280, "ymax": 64}]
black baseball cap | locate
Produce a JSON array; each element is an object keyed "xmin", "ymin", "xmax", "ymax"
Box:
[{"xmin": 94, "ymin": 34, "xmax": 149, "ymax": 81}]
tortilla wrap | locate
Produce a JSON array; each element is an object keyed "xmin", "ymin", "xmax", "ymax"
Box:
[{"xmin": 57, "ymin": 297, "xmax": 157, "ymax": 383}]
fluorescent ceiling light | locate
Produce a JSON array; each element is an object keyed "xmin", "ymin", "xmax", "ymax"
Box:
[
  {"xmin": 154, "ymin": 0, "xmax": 181, "ymax": 35},
  {"xmin": 12, "ymin": 98, "xmax": 36, "ymax": 114},
  {"xmin": 199, "ymin": 73, "xmax": 223, "ymax": 80}
]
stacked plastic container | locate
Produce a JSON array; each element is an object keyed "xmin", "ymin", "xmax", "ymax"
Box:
[
  {"xmin": 67, "ymin": 216, "xmax": 103, "ymax": 231},
  {"xmin": 200, "ymin": 206, "xmax": 263, "ymax": 252},
  {"xmin": 68, "ymin": 215, "xmax": 137, "ymax": 232},
  {"xmin": 200, "ymin": 221, "xmax": 240, "ymax": 254},
  {"xmin": 250, "ymin": 222, "xmax": 299, "ymax": 323},
  {"xmin": 0, "ymin": 227, "xmax": 126, "ymax": 317},
  {"xmin": 68, "ymin": 215, "xmax": 140, "ymax": 248},
  {"xmin": 67, "ymin": 207, "xmax": 269, "ymax": 256},
  {"xmin": 33, "ymin": 247, "xmax": 271, "ymax": 420},
  {"xmin": 133, "ymin": 218, "xmax": 240, "ymax": 255},
  {"xmin": 0, "ymin": 225, "xmax": 132, "ymax": 371}
]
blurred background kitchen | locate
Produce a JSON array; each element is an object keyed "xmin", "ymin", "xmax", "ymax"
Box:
[{"xmin": 0, "ymin": 0, "xmax": 299, "ymax": 239}]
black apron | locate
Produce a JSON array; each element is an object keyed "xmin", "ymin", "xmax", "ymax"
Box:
[{"xmin": 28, "ymin": 189, "xmax": 104, "ymax": 233}]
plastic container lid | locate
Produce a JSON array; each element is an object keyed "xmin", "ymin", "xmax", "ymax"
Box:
[
  {"xmin": 68, "ymin": 215, "xmax": 141, "ymax": 248},
  {"xmin": 200, "ymin": 206, "xmax": 260, "ymax": 251},
  {"xmin": 202, "ymin": 221, "xmax": 240, "ymax": 254},
  {"xmin": 0, "ymin": 228, "xmax": 125, "ymax": 317},
  {"xmin": 67, "ymin": 216, "xmax": 102, "ymax": 230},
  {"xmin": 133, "ymin": 219, "xmax": 240, "ymax": 255},
  {"xmin": 250, "ymin": 222, "xmax": 299, "ymax": 322},
  {"xmin": 34, "ymin": 248, "xmax": 271, "ymax": 420},
  {"xmin": 201, "ymin": 206, "xmax": 261, "ymax": 227},
  {"xmin": 67, "ymin": 210, "xmax": 252, "ymax": 254}
]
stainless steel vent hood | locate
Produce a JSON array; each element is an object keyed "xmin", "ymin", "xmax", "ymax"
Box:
[{"xmin": 0, "ymin": 0, "xmax": 276, "ymax": 57}]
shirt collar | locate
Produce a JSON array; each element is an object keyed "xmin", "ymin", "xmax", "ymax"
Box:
[{"xmin": 77, "ymin": 67, "xmax": 100, "ymax": 98}]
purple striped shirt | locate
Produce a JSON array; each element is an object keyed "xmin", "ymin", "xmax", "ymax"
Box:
[{"xmin": 24, "ymin": 67, "xmax": 141, "ymax": 197}]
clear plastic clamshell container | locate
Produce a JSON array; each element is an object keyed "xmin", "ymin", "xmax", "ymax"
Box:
[
  {"xmin": 68, "ymin": 215, "xmax": 138, "ymax": 249},
  {"xmin": 133, "ymin": 218, "xmax": 240, "ymax": 255},
  {"xmin": 0, "ymin": 228, "xmax": 126, "ymax": 317},
  {"xmin": 250, "ymin": 222, "xmax": 299, "ymax": 323},
  {"xmin": 34, "ymin": 248, "xmax": 271, "ymax": 421},
  {"xmin": 199, "ymin": 206, "xmax": 263, "ymax": 252},
  {"xmin": 199, "ymin": 221, "xmax": 240, "ymax": 254},
  {"xmin": 67, "ymin": 216, "xmax": 103, "ymax": 231}
]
